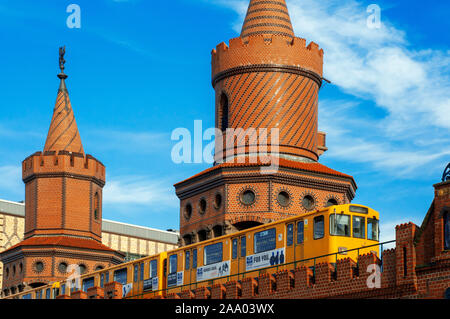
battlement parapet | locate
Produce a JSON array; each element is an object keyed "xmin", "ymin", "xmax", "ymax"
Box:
[
  {"xmin": 211, "ymin": 35, "xmax": 323, "ymax": 86},
  {"xmin": 22, "ymin": 151, "xmax": 105, "ymax": 183}
]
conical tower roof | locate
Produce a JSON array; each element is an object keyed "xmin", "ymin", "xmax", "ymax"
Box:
[
  {"xmin": 43, "ymin": 48, "xmax": 84, "ymax": 155},
  {"xmin": 240, "ymin": 0, "xmax": 295, "ymax": 41}
]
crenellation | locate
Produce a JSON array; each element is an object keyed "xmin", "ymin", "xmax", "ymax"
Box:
[
  {"xmin": 22, "ymin": 153, "xmax": 105, "ymax": 183},
  {"xmin": 212, "ymin": 35, "xmax": 324, "ymax": 80}
]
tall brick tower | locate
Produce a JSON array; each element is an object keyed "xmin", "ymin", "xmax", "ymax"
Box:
[
  {"xmin": 0, "ymin": 48, "xmax": 123, "ymax": 294},
  {"xmin": 176, "ymin": 0, "xmax": 357, "ymax": 246}
]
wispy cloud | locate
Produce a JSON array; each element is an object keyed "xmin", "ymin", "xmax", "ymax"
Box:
[
  {"xmin": 0, "ymin": 166, "xmax": 23, "ymax": 197},
  {"xmin": 210, "ymin": 0, "xmax": 450, "ymax": 177},
  {"xmin": 103, "ymin": 175, "xmax": 178, "ymax": 209}
]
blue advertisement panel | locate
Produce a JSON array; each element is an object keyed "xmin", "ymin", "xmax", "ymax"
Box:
[
  {"xmin": 196, "ymin": 260, "xmax": 230, "ymax": 282},
  {"xmin": 246, "ymin": 247, "xmax": 285, "ymax": 271},
  {"xmin": 167, "ymin": 271, "xmax": 183, "ymax": 287},
  {"xmin": 143, "ymin": 277, "xmax": 159, "ymax": 292}
]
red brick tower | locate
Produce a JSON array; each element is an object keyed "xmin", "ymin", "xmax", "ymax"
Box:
[
  {"xmin": 175, "ymin": 0, "xmax": 357, "ymax": 246},
  {"xmin": 212, "ymin": 0, "xmax": 326, "ymax": 163},
  {"xmin": 0, "ymin": 48, "xmax": 123, "ymax": 293}
]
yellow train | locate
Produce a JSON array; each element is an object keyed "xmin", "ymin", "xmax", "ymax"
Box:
[{"xmin": 5, "ymin": 204, "xmax": 380, "ymax": 299}]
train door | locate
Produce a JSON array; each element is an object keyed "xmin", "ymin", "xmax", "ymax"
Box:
[
  {"xmin": 285, "ymin": 223, "xmax": 295, "ymax": 269},
  {"xmin": 184, "ymin": 249, "xmax": 192, "ymax": 286},
  {"xmin": 294, "ymin": 220, "xmax": 306, "ymax": 267},
  {"xmin": 231, "ymin": 237, "xmax": 240, "ymax": 275}
]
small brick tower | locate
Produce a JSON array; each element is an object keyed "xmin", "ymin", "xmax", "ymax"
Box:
[
  {"xmin": 175, "ymin": 0, "xmax": 357, "ymax": 245},
  {"xmin": 0, "ymin": 48, "xmax": 123, "ymax": 294}
]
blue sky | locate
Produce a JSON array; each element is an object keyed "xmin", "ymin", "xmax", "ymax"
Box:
[{"xmin": 0, "ymin": 0, "xmax": 448, "ymax": 242}]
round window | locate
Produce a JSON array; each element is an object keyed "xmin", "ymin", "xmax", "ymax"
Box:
[
  {"xmin": 34, "ymin": 261, "xmax": 44, "ymax": 273},
  {"xmin": 214, "ymin": 193, "xmax": 222, "ymax": 210},
  {"xmin": 277, "ymin": 191, "xmax": 291, "ymax": 207},
  {"xmin": 240, "ymin": 190, "xmax": 256, "ymax": 206},
  {"xmin": 95, "ymin": 265, "xmax": 104, "ymax": 271},
  {"xmin": 184, "ymin": 203, "xmax": 193, "ymax": 220},
  {"xmin": 199, "ymin": 199, "xmax": 207, "ymax": 214},
  {"xmin": 58, "ymin": 262, "xmax": 68, "ymax": 274},
  {"xmin": 302, "ymin": 195, "xmax": 315, "ymax": 211}
]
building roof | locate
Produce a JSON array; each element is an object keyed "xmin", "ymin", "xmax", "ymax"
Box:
[
  {"xmin": 241, "ymin": 0, "xmax": 294, "ymax": 40},
  {"xmin": 43, "ymin": 69, "xmax": 84, "ymax": 154},
  {"xmin": 2, "ymin": 236, "xmax": 117, "ymax": 254},
  {"xmin": 175, "ymin": 158, "xmax": 355, "ymax": 186},
  {"xmin": 0, "ymin": 199, "xmax": 179, "ymax": 245}
]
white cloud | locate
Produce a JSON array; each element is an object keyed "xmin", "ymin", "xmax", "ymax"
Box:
[
  {"xmin": 210, "ymin": 0, "xmax": 450, "ymax": 177},
  {"xmin": 103, "ymin": 175, "xmax": 178, "ymax": 209}
]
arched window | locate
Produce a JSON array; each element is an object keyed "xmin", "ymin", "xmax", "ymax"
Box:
[
  {"xmin": 444, "ymin": 211, "xmax": 450, "ymax": 250},
  {"xmin": 94, "ymin": 193, "xmax": 99, "ymax": 220},
  {"xmin": 220, "ymin": 93, "xmax": 228, "ymax": 133}
]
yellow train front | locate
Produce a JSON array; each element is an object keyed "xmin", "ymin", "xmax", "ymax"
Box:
[{"xmin": 161, "ymin": 204, "xmax": 380, "ymax": 295}]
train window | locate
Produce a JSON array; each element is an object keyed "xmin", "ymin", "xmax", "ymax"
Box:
[
  {"xmin": 36, "ymin": 290, "xmax": 42, "ymax": 299},
  {"xmin": 297, "ymin": 221, "xmax": 304, "ymax": 244},
  {"xmin": 349, "ymin": 206, "xmax": 369, "ymax": 214},
  {"xmin": 314, "ymin": 216, "xmax": 325, "ymax": 240},
  {"xmin": 169, "ymin": 255, "xmax": 178, "ymax": 274},
  {"xmin": 105, "ymin": 271, "xmax": 110, "ymax": 284},
  {"xmin": 140, "ymin": 263, "xmax": 144, "ymax": 281},
  {"xmin": 368, "ymin": 218, "xmax": 380, "ymax": 241},
  {"xmin": 150, "ymin": 260, "xmax": 158, "ymax": 278},
  {"xmin": 254, "ymin": 228, "xmax": 276, "ymax": 253},
  {"xmin": 22, "ymin": 293, "xmax": 31, "ymax": 300},
  {"xmin": 192, "ymin": 249, "xmax": 198, "ymax": 269},
  {"xmin": 82, "ymin": 277, "xmax": 95, "ymax": 292},
  {"xmin": 241, "ymin": 236, "xmax": 246, "ymax": 257},
  {"xmin": 45, "ymin": 288, "xmax": 50, "ymax": 299},
  {"xmin": 204, "ymin": 242, "xmax": 223, "ymax": 265},
  {"xmin": 232, "ymin": 239, "xmax": 238, "ymax": 259},
  {"xmin": 287, "ymin": 224, "xmax": 294, "ymax": 246},
  {"xmin": 100, "ymin": 273, "xmax": 105, "ymax": 288},
  {"xmin": 134, "ymin": 264, "xmax": 139, "ymax": 282},
  {"xmin": 114, "ymin": 268, "xmax": 128, "ymax": 285},
  {"xmin": 353, "ymin": 216, "xmax": 366, "ymax": 239},
  {"xmin": 61, "ymin": 284, "xmax": 66, "ymax": 295},
  {"xmin": 330, "ymin": 214, "xmax": 350, "ymax": 237},
  {"xmin": 185, "ymin": 251, "xmax": 190, "ymax": 270}
]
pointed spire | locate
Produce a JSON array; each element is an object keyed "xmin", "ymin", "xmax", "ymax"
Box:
[
  {"xmin": 43, "ymin": 47, "xmax": 84, "ymax": 155},
  {"xmin": 241, "ymin": 0, "xmax": 295, "ymax": 41}
]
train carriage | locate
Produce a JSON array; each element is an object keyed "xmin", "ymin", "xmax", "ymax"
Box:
[
  {"xmin": 3, "ymin": 204, "xmax": 380, "ymax": 299},
  {"xmin": 160, "ymin": 204, "xmax": 380, "ymax": 295}
]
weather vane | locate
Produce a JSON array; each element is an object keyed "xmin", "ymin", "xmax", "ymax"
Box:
[
  {"xmin": 59, "ymin": 46, "xmax": 66, "ymax": 73},
  {"xmin": 443, "ymin": 163, "xmax": 450, "ymax": 182}
]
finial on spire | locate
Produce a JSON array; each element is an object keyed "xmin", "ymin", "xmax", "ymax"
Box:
[{"xmin": 58, "ymin": 46, "xmax": 68, "ymax": 92}]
